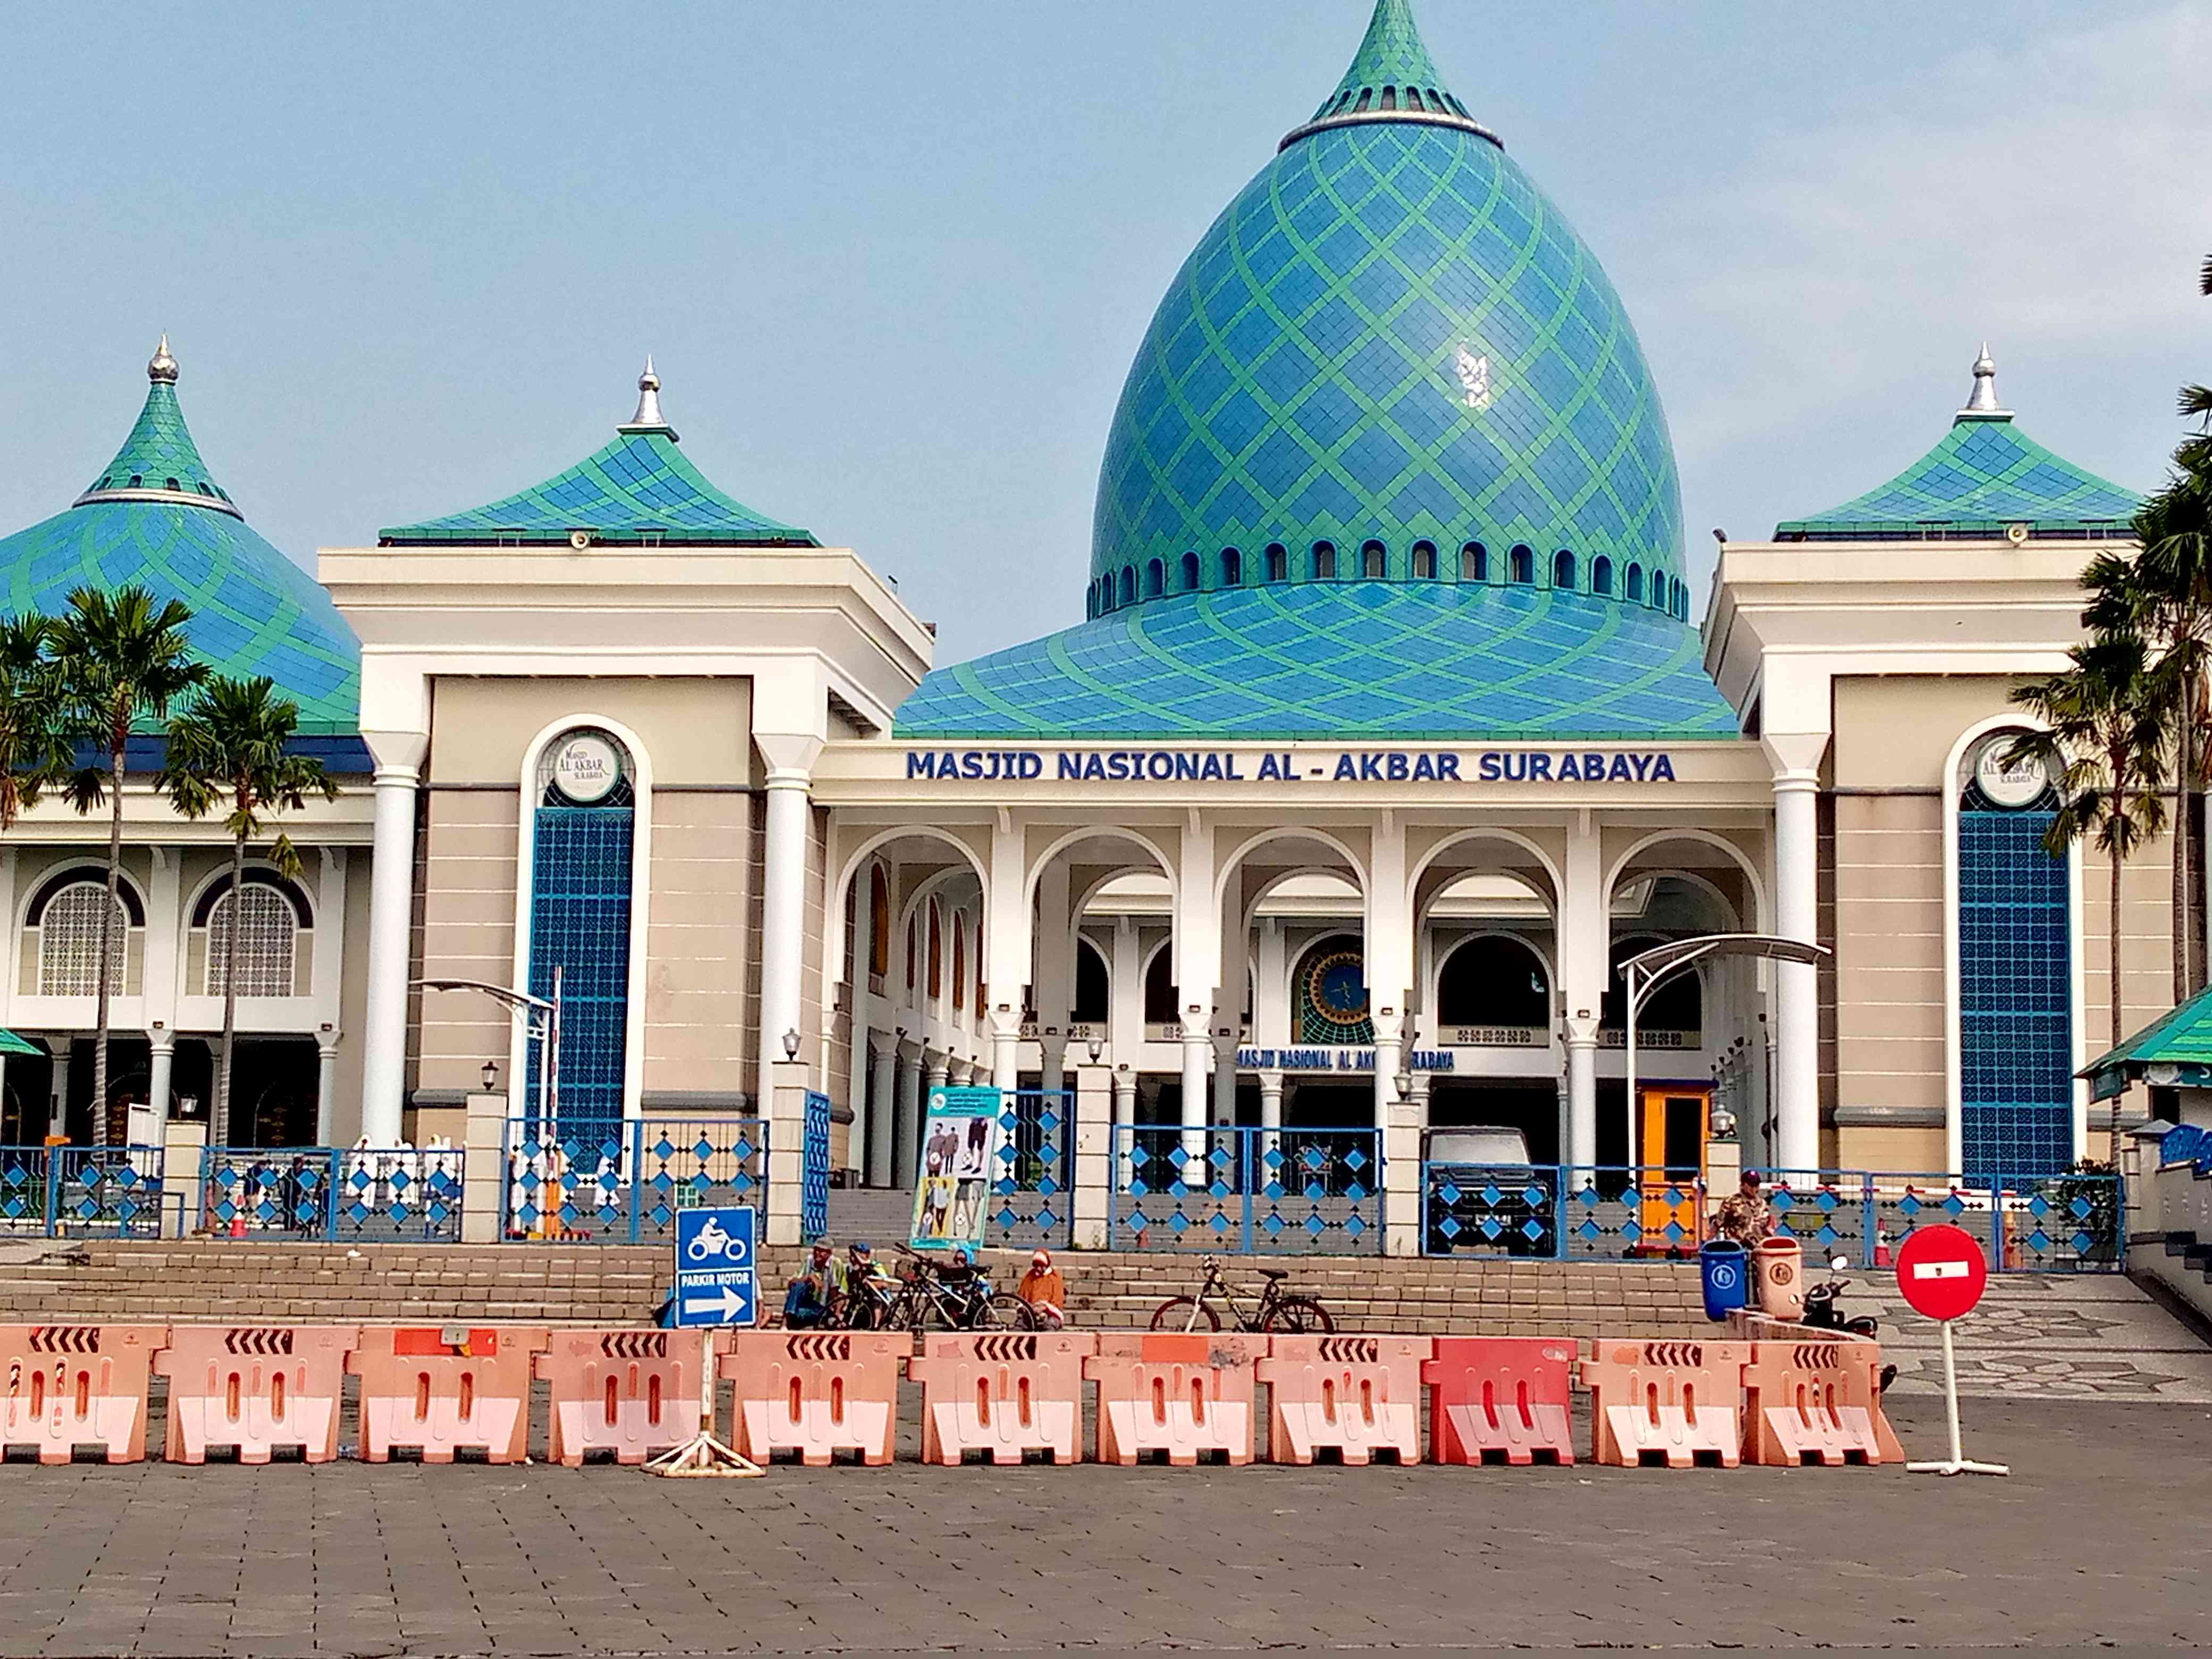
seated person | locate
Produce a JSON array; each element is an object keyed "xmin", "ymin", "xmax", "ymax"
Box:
[
  {"xmin": 1018, "ymin": 1249, "xmax": 1067, "ymax": 1329},
  {"xmin": 782, "ymin": 1236, "xmax": 836, "ymax": 1328}
]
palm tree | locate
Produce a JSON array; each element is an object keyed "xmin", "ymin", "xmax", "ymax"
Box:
[
  {"xmin": 2130, "ymin": 472, "xmax": 2212, "ymax": 998},
  {"xmin": 0, "ymin": 615, "xmax": 71, "ymax": 832},
  {"xmin": 2009, "ymin": 632, "xmax": 2167, "ymax": 1144},
  {"xmin": 157, "ymin": 676, "xmax": 337, "ymax": 1133},
  {"xmin": 49, "ymin": 586, "xmax": 207, "ymax": 1132}
]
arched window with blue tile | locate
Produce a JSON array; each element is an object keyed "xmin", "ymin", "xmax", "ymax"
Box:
[
  {"xmin": 1955, "ymin": 728, "xmax": 2074, "ymax": 1179},
  {"xmin": 526, "ymin": 725, "xmax": 641, "ymax": 1135}
]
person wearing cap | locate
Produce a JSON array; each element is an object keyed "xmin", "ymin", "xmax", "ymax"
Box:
[
  {"xmin": 1714, "ymin": 1170, "xmax": 1775, "ymax": 1249},
  {"xmin": 782, "ymin": 1236, "xmax": 836, "ymax": 1329},
  {"xmin": 837, "ymin": 1240, "xmax": 887, "ymax": 1327},
  {"xmin": 1018, "ymin": 1249, "xmax": 1067, "ymax": 1329}
]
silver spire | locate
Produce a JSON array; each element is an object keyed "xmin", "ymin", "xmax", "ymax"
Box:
[
  {"xmin": 1960, "ymin": 342, "xmax": 2009, "ymax": 417},
  {"xmin": 148, "ymin": 333, "xmax": 178, "ymax": 384},
  {"xmin": 619, "ymin": 355, "xmax": 674, "ymax": 434}
]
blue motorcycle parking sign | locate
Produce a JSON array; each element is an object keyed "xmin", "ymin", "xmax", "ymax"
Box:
[{"xmin": 673, "ymin": 1205, "xmax": 758, "ymax": 1328}]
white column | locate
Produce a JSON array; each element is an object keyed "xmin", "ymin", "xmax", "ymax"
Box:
[
  {"xmin": 1560, "ymin": 812, "xmax": 1605, "ymax": 1168},
  {"xmin": 315, "ymin": 1038, "xmax": 339, "ymax": 1145},
  {"xmin": 1212, "ymin": 1032, "xmax": 1238, "ymax": 1125},
  {"xmin": 1772, "ymin": 770, "xmax": 1822, "ymax": 1175},
  {"xmin": 893, "ymin": 1040, "xmax": 924, "ymax": 1189},
  {"xmin": 1179, "ymin": 1026, "xmax": 1211, "ymax": 1154},
  {"xmin": 754, "ymin": 735, "xmax": 824, "ymax": 1082},
  {"xmin": 147, "ymin": 1036, "xmax": 175, "ymax": 1135},
  {"xmin": 867, "ymin": 1037, "xmax": 896, "ymax": 1186},
  {"xmin": 1256, "ymin": 917, "xmax": 1289, "ymax": 1046},
  {"xmin": 360, "ymin": 740, "xmax": 425, "ymax": 1145},
  {"xmin": 1071, "ymin": 1061, "xmax": 1112, "ymax": 1249},
  {"xmin": 1112, "ymin": 1067, "xmax": 1137, "ymax": 1189},
  {"xmin": 1259, "ymin": 1073, "xmax": 1284, "ymax": 1146},
  {"xmin": 1565, "ymin": 1021, "xmax": 1598, "ymax": 1169},
  {"xmin": 1110, "ymin": 916, "xmax": 1141, "ymax": 1062}
]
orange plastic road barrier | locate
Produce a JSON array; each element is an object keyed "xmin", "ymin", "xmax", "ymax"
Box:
[
  {"xmin": 347, "ymin": 1326, "xmax": 547, "ymax": 1464},
  {"xmin": 1422, "ymin": 1336, "xmax": 1579, "ymax": 1466},
  {"xmin": 1258, "ymin": 1335, "xmax": 1429, "ymax": 1465},
  {"xmin": 722, "ymin": 1331, "xmax": 908, "ymax": 1467},
  {"xmin": 1741, "ymin": 1338, "xmax": 1905, "ymax": 1467},
  {"xmin": 0, "ymin": 1324, "xmax": 162, "ymax": 1464},
  {"xmin": 534, "ymin": 1329, "xmax": 714, "ymax": 1468},
  {"xmin": 1085, "ymin": 1331, "xmax": 1264, "ymax": 1467},
  {"xmin": 1581, "ymin": 1338, "xmax": 1750, "ymax": 1469},
  {"xmin": 907, "ymin": 1331, "xmax": 1096, "ymax": 1465},
  {"xmin": 156, "ymin": 1326, "xmax": 355, "ymax": 1465}
]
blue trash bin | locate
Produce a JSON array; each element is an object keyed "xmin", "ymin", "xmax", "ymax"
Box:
[{"xmin": 1698, "ymin": 1239, "xmax": 1749, "ymax": 1322}]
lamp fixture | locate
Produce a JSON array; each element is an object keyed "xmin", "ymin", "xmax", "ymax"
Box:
[
  {"xmin": 481, "ymin": 1059, "xmax": 499, "ymax": 1094},
  {"xmin": 1086, "ymin": 1036, "xmax": 1104, "ymax": 1064},
  {"xmin": 781, "ymin": 1028, "xmax": 802, "ymax": 1061}
]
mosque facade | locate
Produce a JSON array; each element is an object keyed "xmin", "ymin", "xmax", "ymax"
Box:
[{"xmin": 0, "ymin": 2, "xmax": 2174, "ymax": 1252}]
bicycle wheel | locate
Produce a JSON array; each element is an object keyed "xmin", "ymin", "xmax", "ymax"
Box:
[
  {"xmin": 980, "ymin": 1293, "xmax": 1039, "ymax": 1331},
  {"xmin": 1261, "ymin": 1295, "xmax": 1334, "ymax": 1334},
  {"xmin": 1148, "ymin": 1295, "xmax": 1222, "ymax": 1332}
]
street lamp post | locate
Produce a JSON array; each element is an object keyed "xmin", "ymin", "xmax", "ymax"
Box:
[{"xmin": 413, "ymin": 969, "xmax": 564, "ymax": 1131}]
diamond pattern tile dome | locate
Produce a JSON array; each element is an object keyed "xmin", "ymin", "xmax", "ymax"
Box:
[
  {"xmin": 896, "ymin": 582, "xmax": 1736, "ymax": 741},
  {"xmin": 1776, "ymin": 356, "xmax": 2139, "ymax": 540},
  {"xmin": 0, "ymin": 348, "xmax": 361, "ymax": 733},
  {"xmin": 1088, "ymin": 0, "xmax": 1683, "ymax": 614}
]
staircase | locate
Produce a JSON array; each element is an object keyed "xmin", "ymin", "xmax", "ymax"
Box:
[{"xmin": 0, "ymin": 1238, "xmax": 1705, "ymax": 1337}]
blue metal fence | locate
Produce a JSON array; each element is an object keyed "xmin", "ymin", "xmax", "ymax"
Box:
[
  {"xmin": 987, "ymin": 1089, "xmax": 1073, "ymax": 1251},
  {"xmin": 0, "ymin": 1144, "xmax": 165, "ymax": 1237},
  {"xmin": 1421, "ymin": 1166, "xmax": 1701, "ymax": 1259},
  {"xmin": 502, "ymin": 1117, "xmax": 767, "ymax": 1242},
  {"xmin": 202, "ymin": 1146, "xmax": 463, "ymax": 1242},
  {"xmin": 1418, "ymin": 1163, "xmax": 2123, "ymax": 1271},
  {"xmin": 802, "ymin": 1092, "xmax": 831, "ymax": 1243},
  {"xmin": 1109, "ymin": 1124, "xmax": 1381, "ymax": 1253}
]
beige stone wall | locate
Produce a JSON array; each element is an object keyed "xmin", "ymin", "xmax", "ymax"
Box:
[
  {"xmin": 641, "ymin": 789, "xmax": 755, "ymax": 1101},
  {"xmin": 414, "ymin": 789, "xmax": 520, "ymax": 1097},
  {"xmin": 1827, "ymin": 672, "xmax": 2180, "ymax": 1165},
  {"xmin": 1831, "ymin": 791, "xmax": 1943, "ymax": 1125},
  {"xmin": 334, "ymin": 851, "xmax": 373, "ymax": 1136},
  {"xmin": 427, "ymin": 677, "xmax": 756, "ymax": 787}
]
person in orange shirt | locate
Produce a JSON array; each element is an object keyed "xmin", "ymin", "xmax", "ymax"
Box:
[{"xmin": 1017, "ymin": 1249, "xmax": 1067, "ymax": 1329}]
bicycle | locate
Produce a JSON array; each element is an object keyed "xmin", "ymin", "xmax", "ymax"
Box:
[
  {"xmin": 1149, "ymin": 1255, "xmax": 1334, "ymax": 1333},
  {"xmin": 880, "ymin": 1245, "xmax": 1037, "ymax": 1332}
]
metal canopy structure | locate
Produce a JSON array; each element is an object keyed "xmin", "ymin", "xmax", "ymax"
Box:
[{"xmin": 1617, "ymin": 934, "xmax": 1831, "ymax": 1163}]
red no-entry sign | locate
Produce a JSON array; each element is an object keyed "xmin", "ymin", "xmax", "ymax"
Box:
[{"xmin": 1895, "ymin": 1224, "xmax": 1988, "ymax": 1322}]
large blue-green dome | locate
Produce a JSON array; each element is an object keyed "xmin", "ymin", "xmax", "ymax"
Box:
[
  {"xmin": 1087, "ymin": 0, "xmax": 1685, "ymax": 623},
  {"xmin": 0, "ymin": 341, "xmax": 361, "ymax": 733},
  {"xmin": 898, "ymin": 0, "xmax": 1732, "ymax": 743}
]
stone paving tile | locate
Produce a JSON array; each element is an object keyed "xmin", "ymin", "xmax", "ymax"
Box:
[{"xmin": 2, "ymin": 1393, "xmax": 2209, "ymax": 1653}]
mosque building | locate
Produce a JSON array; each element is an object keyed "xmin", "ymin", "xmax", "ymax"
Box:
[{"xmin": 0, "ymin": 1, "xmax": 2174, "ymax": 1252}]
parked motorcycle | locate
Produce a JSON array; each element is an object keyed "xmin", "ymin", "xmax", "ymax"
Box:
[{"xmin": 1802, "ymin": 1255, "xmax": 1897, "ymax": 1395}]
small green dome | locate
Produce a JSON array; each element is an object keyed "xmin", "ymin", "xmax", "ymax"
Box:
[{"xmin": 0, "ymin": 341, "xmax": 362, "ymax": 732}]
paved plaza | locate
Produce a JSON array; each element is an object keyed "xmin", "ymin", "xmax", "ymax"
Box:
[{"xmin": 0, "ymin": 1393, "xmax": 2203, "ymax": 1656}]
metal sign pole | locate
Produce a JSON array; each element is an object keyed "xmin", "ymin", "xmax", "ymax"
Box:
[{"xmin": 1906, "ymin": 1320, "xmax": 2009, "ymax": 1478}]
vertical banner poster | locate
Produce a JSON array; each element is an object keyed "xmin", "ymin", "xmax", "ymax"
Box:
[{"xmin": 910, "ymin": 1084, "xmax": 998, "ymax": 1251}]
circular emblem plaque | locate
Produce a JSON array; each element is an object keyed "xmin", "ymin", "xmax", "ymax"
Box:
[
  {"xmin": 1972, "ymin": 735, "xmax": 2049, "ymax": 809},
  {"xmin": 551, "ymin": 732, "xmax": 622, "ymax": 803}
]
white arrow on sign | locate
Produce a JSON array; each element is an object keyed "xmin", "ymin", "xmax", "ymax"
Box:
[
  {"xmin": 1913, "ymin": 1261, "xmax": 1972, "ymax": 1280},
  {"xmin": 682, "ymin": 1285, "xmax": 751, "ymax": 1322}
]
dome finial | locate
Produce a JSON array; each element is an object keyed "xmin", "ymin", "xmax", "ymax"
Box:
[
  {"xmin": 148, "ymin": 333, "xmax": 178, "ymax": 384},
  {"xmin": 618, "ymin": 354, "xmax": 677, "ymax": 438},
  {"xmin": 1282, "ymin": 0, "xmax": 1497, "ymax": 152},
  {"xmin": 1959, "ymin": 342, "xmax": 2010, "ymax": 419}
]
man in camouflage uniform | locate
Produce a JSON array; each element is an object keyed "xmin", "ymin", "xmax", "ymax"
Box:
[{"xmin": 1714, "ymin": 1170, "xmax": 1774, "ymax": 1249}]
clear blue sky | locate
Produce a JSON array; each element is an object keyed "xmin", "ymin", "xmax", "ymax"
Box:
[{"xmin": 3, "ymin": 2, "xmax": 2206, "ymax": 666}]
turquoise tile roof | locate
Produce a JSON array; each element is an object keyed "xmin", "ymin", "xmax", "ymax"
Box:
[
  {"xmin": 381, "ymin": 425, "xmax": 817, "ymax": 548},
  {"xmin": 1087, "ymin": 0, "xmax": 1682, "ymax": 632},
  {"xmin": 2083, "ymin": 983, "xmax": 2212, "ymax": 1100},
  {"xmin": 0, "ymin": 349, "xmax": 361, "ymax": 733},
  {"xmin": 896, "ymin": 581, "xmax": 1739, "ymax": 742},
  {"xmin": 1777, "ymin": 368, "xmax": 2139, "ymax": 540}
]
